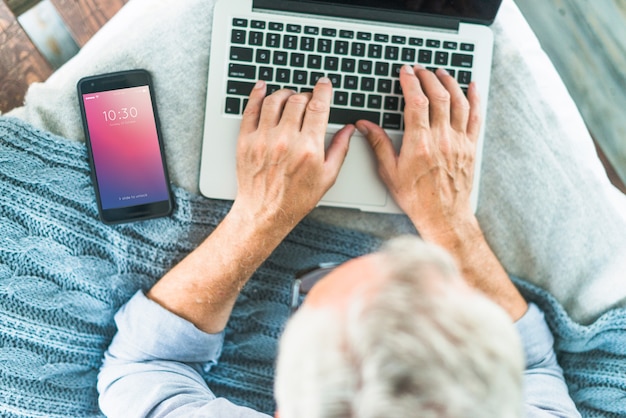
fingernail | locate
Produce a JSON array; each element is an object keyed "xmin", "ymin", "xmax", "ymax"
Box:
[
  {"xmin": 356, "ymin": 123, "xmax": 369, "ymax": 135},
  {"xmin": 254, "ymin": 80, "xmax": 266, "ymax": 89},
  {"xmin": 437, "ymin": 68, "xmax": 449, "ymax": 76},
  {"xmin": 403, "ymin": 64, "xmax": 414, "ymax": 75},
  {"xmin": 317, "ymin": 76, "xmax": 331, "ymax": 84},
  {"xmin": 414, "ymin": 64, "xmax": 425, "ymax": 71}
]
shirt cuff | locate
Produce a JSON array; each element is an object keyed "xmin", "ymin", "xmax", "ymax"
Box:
[
  {"xmin": 514, "ymin": 302, "xmax": 555, "ymax": 368},
  {"xmin": 110, "ymin": 290, "xmax": 225, "ymax": 364}
]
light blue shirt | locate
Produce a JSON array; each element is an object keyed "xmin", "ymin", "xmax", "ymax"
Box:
[{"xmin": 98, "ymin": 292, "xmax": 581, "ymax": 417}]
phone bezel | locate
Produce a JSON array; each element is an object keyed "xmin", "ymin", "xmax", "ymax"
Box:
[{"xmin": 77, "ymin": 69, "xmax": 174, "ymax": 224}]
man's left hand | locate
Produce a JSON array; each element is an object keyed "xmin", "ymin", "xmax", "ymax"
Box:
[{"xmin": 234, "ymin": 79, "xmax": 355, "ymax": 229}]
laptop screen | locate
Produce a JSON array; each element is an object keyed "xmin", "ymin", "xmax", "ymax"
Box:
[
  {"xmin": 256, "ymin": 0, "xmax": 502, "ymax": 26},
  {"xmin": 302, "ymin": 0, "xmax": 502, "ymax": 23}
]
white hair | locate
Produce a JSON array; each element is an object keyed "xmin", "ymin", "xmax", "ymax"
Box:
[{"xmin": 275, "ymin": 235, "xmax": 524, "ymax": 418}]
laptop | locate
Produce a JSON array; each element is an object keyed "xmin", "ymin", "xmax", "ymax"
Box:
[{"xmin": 200, "ymin": 0, "xmax": 502, "ymax": 213}]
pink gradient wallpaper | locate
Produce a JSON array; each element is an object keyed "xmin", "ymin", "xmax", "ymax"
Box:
[{"xmin": 82, "ymin": 86, "xmax": 169, "ymax": 209}]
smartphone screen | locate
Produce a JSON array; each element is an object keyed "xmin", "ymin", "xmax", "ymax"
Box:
[{"xmin": 78, "ymin": 70, "xmax": 173, "ymax": 224}]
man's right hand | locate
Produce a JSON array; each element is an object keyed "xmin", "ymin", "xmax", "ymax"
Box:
[{"xmin": 355, "ymin": 65, "xmax": 481, "ymax": 240}]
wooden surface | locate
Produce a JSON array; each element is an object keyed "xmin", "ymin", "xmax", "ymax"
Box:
[
  {"xmin": 0, "ymin": 0, "xmax": 52, "ymax": 112},
  {"xmin": 0, "ymin": 0, "xmax": 127, "ymax": 112},
  {"xmin": 514, "ymin": 0, "xmax": 626, "ymax": 192},
  {"xmin": 49, "ymin": 0, "xmax": 127, "ymax": 47}
]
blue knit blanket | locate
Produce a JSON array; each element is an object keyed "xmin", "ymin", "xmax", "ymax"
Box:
[{"xmin": 0, "ymin": 117, "xmax": 624, "ymax": 417}]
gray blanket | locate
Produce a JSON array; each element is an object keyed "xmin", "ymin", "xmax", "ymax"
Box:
[
  {"xmin": 2, "ymin": 116, "xmax": 625, "ymax": 417},
  {"xmin": 7, "ymin": 0, "xmax": 626, "ymax": 325}
]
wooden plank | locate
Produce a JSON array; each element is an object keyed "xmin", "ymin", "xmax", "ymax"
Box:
[
  {"xmin": 49, "ymin": 0, "xmax": 128, "ymax": 47},
  {"xmin": 5, "ymin": 0, "xmax": 40, "ymax": 16},
  {"xmin": 0, "ymin": 0, "xmax": 53, "ymax": 113},
  {"xmin": 513, "ymin": 0, "xmax": 626, "ymax": 188}
]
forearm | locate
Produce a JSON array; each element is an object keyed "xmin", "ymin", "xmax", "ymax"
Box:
[
  {"xmin": 418, "ymin": 216, "xmax": 528, "ymax": 321},
  {"xmin": 147, "ymin": 202, "xmax": 292, "ymax": 334}
]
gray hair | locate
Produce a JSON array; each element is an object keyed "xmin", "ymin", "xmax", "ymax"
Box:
[{"xmin": 275, "ymin": 235, "xmax": 524, "ymax": 418}]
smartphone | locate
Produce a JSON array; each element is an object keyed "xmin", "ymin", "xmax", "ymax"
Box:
[{"xmin": 77, "ymin": 70, "xmax": 174, "ymax": 224}]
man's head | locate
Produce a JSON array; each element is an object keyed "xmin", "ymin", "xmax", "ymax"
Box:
[{"xmin": 275, "ymin": 235, "xmax": 524, "ymax": 418}]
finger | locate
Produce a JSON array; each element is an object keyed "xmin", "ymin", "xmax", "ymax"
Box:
[
  {"xmin": 400, "ymin": 65, "xmax": 430, "ymax": 134},
  {"xmin": 279, "ymin": 92, "xmax": 312, "ymax": 129},
  {"xmin": 415, "ymin": 66, "xmax": 451, "ymax": 128},
  {"xmin": 436, "ymin": 68, "xmax": 469, "ymax": 132},
  {"xmin": 323, "ymin": 124, "xmax": 354, "ymax": 182},
  {"xmin": 356, "ymin": 119, "xmax": 397, "ymax": 175},
  {"xmin": 258, "ymin": 88, "xmax": 297, "ymax": 128},
  {"xmin": 466, "ymin": 82, "xmax": 482, "ymax": 142},
  {"xmin": 240, "ymin": 80, "xmax": 267, "ymax": 134},
  {"xmin": 302, "ymin": 77, "xmax": 333, "ymax": 139}
]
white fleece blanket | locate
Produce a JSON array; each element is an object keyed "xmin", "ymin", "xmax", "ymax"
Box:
[{"xmin": 7, "ymin": 0, "xmax": 626, "ymax": 324}]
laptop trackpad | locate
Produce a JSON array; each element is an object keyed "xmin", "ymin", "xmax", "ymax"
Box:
[{"xmin": 321, "ymin": 133, "xmax": 391, "ymax": 207}]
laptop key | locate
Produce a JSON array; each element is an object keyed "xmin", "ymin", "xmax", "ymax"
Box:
[
  {"xmin": 358, "ymin": 60, "xmax": 373, "ymax": 74},
  {"xmin": 256, "ymin": 49, "xmax": 271, "ymax": 64},
  {"xmin": 225, "ymin": 97, "xmax": 240, "ymax": 114},
  {"xmin": 451, "ymin": 53, "xmax": 473, "ymax": 68},
  {"xmin": 334, "ymin": 91, "xmax": 349, "ymax": 106},
  {"xmin": 287, "ymin": 24, "xmax": 302, "ymax": 33},
  {"xmin": 418, "ymin": 50, "xmax": 432, "ymax": 64},
  {"xmin": 377, "ymin": 79, "xmax": 392, "ymax": 93},
  {"xmin": 249, "ymin": 31, "xmax": 264, "ymax": 46},
  {"xmin": 266, "ymin": 33, "xmax": 281, "ymax": 47},
  {"xmin": 273, "ymin": 51, "xmax": 288, "ymax": 65},
  {"xmin": 230, "ymin": 46, "xmax": 253, "ymax": 62},
  {"xmin": 328, "ymin": 73, "xmax": 342, "ymax": 87},
  {"xmin": 374, "ymin": 62, "xmax": 390, "ymax": 76},
  {"xmin": 458, "ymin": 70, "xmax": 472, "ymax": 84},
  {"xmin": 227, "ymin": 80, "xmax": 256, "ymax": 96},
  {"xmin": 335, "ymin": 41, "xmax": 349, "ymax": 55},
  {"xmin": 284, "ymin": 35, "xmax": 298, "ymax": 49},
  {"xmin": 307, "ymin": 55, "xmax": 323, "ymax": 69},
  {"xmin": 341, "ymin": 58, "xmax": 356, "ymax": 73},
  {"xmin": 233, "ymin": 18, "xmax": 248, "ymax": 27},
  {"xmin": 384, "ymin": 96, "xmax": 399, "ymax": 111},
  {"xmin": 251, "ymin": 20, "xmax": 266, "ymax": 29},
  {"xmin": 435, "ymin": 51, "xmax": 449, "ymax": 66},
  {"xmin": 290, "ymin": 53, "xmax": 305, "ymax": 67},
  {"xmin": 318, "ymin": 39, "xmax": 332, "ymax": 53},
  {"xmin": 229, "ymin": 64, "xmax": 256, "ymax": 79},
  {"xmin": 329, "ymin": 108, "xmax": 380, "ymax": 125},
  {"xmin": 305, "ymin": 26, "xmax": 319, "ymax": 35},
  {"xmin": 269, "ymin": 22, "xmax": 284, "ymax": 31},
  {"xmin": 368, "ymin": 44, "xmax": 382, "ymax": 59},
  {"xmin": 324, "ymin": 56, "xmax": 339, "ymax": 71},
  {"xmin": 368, "ymin": 94, "xmax": 382, "ymax": 109},
  {"xmin": 402, "ymin": 48, "xmax": 416, "ymax": 62},
  {"xmin": 231, "ymin": 29, "xmax": 246, "ymax": 44},
  {"xmin": 293, "ymin": 70, "xmax": 308, "ymax": 84},
  {"xmin": 259, "ymin": 67, "xmax": 274, "ymax": 81},
  {"xmin": 276, "ymin": 68, "xmax": 291, "ymax": 83},
  {"xmin": 460, "ymin": 43, "xmax": 475, "ymax": 51},
  {"xmin": 351, "ymin": 93, "xmax": 366, "ymax": 108},
  {"xmin": 383, "ymin": 113, "xmax": 402, "ymax": 130},
  {"xmin": 385, "ymin": 46, "xmax": 399, "ymax": 60}
]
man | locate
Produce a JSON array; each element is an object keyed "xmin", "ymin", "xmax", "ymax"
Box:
[{"xmin": 97, "ymin": 65, "xmax": 580, "ymax": 417}]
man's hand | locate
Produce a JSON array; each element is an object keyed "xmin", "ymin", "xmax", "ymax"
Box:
[
  {"xmin": 148, "ymin": 79, "xmax": 354, "ymax": 333},
  {"xmin": 234, "ymin": 79, "xmax": 354, "ymax": 231},
  {"xmin": 357, "ymin": 65, "xmax": 528, "ymax": 321},
  {"xmin": 356, "ymin": 65, "xmax": 480, "ymax": 239}
]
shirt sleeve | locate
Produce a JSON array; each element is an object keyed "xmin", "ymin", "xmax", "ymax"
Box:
[
  {"xmin": 97, "ymin": 291, "xmax": 270, "ymax": 418},
  {"xmin": 516, "ymin": 303, "xmax": 581, "ymax": 418}
]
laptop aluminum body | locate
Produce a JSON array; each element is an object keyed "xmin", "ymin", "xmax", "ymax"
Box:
[{"xmin": 200, "ymin": 0, "xmax": 502, "ymax": 213}]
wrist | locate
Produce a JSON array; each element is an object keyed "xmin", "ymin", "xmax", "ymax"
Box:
[{"xmin": 416, "ymin": 215, "xmax": 483, "ymax": 250}]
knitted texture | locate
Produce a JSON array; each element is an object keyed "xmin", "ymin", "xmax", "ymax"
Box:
[{"xmin": 0, "ymin": 116, "xmax": 624, "ymax": 416}]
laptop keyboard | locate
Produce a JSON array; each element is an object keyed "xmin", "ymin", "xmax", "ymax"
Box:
[{"xmin": 224, "ymin": 17, "xmax": 475, "ymax": 130}]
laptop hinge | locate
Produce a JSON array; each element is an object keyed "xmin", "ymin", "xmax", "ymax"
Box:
[{"xmin": 253, "ymin": 0, "xmax": 460, "ymax": 31}]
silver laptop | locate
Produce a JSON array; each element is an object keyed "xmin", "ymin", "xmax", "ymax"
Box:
[{"xmin": 200, "ymin": 0, "xmax": 502, "ymax": 213}]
